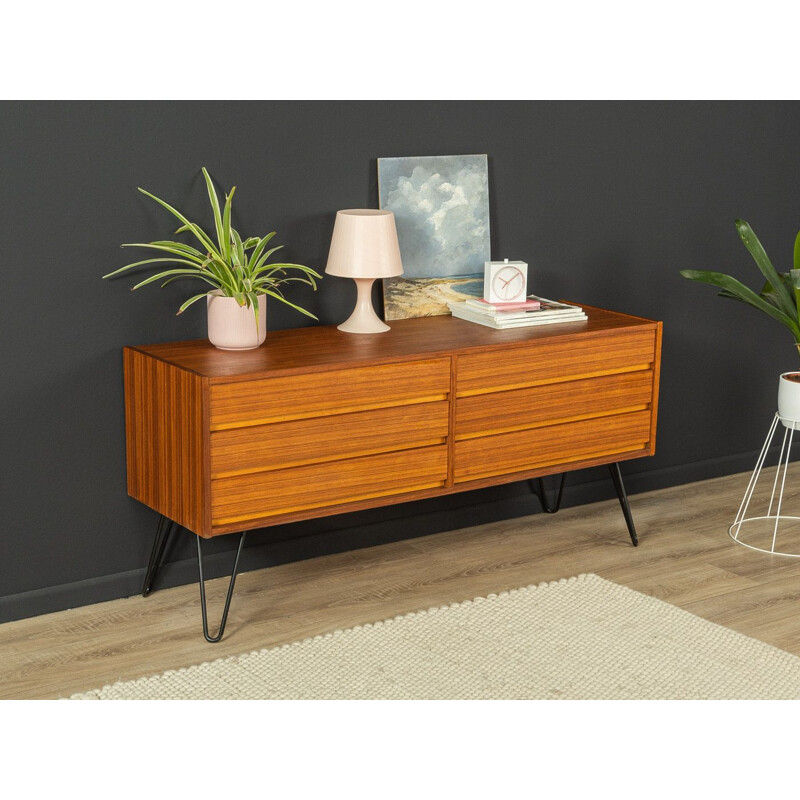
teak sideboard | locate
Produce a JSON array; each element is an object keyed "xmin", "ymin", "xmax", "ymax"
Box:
[{"xmin": 123, "ymin": 305, "xmax": 662, "ymax": 640}]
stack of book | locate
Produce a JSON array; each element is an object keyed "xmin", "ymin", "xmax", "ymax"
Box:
[{"xmin": 448, "ymin": 295, "xmax": 587, "ymax": 329}]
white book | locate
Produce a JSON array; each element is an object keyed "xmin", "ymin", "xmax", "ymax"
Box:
[
  {"xmin": 462, "ymin": 305, "xmax": 585, "ymax": 322},
  {"xmin": 450, "ymin": 304, "xmax": 587, "ymax": 329},
  {"xmin": 464, "ymin": 295, "xmax": 583, "ymax": 320}
]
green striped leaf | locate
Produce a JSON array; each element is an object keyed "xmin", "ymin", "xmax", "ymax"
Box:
[
  {"xmin": 177, "ymin": 292, "xmax": 212, "ymax": 314},
  {"xmin": 103, "ymin": 257, "xmax": 201, "ymax": 279},
  {"xmin": 248, "ymin": 232, "xmax": 278, "ymax": 267},
  {"xmin": 131, "ymin": 269, "xmax": 210, "ymax": 291},
  {"xmin": 137, "ymin": 186, "xmax": 221, "ymax": 258},
  {"xmin": 120, "ymin": 242, "xmax": 205, "ymax": 264},
  {"xmin": 735, "ymin": 219, "xmax": 796, "ymax": 320},
  {"xmin": 680, "ymin": 269, "xmax": 800, "ymax": 338},
  {"xmin": 259, "ymin": 287, "xmax": 319, "ymax": 320},
  {"xmin": 221, "ymin": 188, "xmax": 235, "ymax": 262},
  {"xmin": 201, "ymin": 167, "xmax": 226, "ymax": 254}
]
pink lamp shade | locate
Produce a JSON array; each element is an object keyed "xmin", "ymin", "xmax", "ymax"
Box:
[{"xmin": 325, "ymin": 209, "xmax": 403, "ymax": 333}]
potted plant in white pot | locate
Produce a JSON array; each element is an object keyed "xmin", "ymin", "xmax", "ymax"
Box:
[
  {"xmin": 104, "ymin": 167, "xmax": 321, "ymax": 350},
  {"xmin": 681, "ymin": 219, "xmax": 800, "ymax": 427}
]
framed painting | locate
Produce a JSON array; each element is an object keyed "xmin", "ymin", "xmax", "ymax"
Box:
[{"xmin": 377, "ymin": 154, "xmax": 491, "ymax": 320}]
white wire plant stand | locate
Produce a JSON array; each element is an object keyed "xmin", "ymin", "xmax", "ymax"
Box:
[{"xmin": 730, "ymin": 412, "xmax": 800, "ymax": 557}]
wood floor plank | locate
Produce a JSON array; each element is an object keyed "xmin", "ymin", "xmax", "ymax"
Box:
[{"xmin": 5, "ymin": 468, "xmax": 800, "ymax": 699}]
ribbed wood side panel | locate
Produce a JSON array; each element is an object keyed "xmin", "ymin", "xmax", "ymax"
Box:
[{"xmin": 124, "ymin": 348, "xmax": 206, "ymax": 535}]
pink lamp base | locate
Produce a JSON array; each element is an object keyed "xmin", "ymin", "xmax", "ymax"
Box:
[{"xmin": 337, "ymin": 277, "xmax": 391, "ymax": 334}]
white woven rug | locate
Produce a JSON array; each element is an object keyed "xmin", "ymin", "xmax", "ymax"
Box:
[{"xmin": 70, "ymin": 574, "xmax": 800, "ymax": 700}]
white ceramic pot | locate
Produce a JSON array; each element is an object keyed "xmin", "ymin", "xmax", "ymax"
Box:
[
  {"xmin": 778, "ymin": 372, "xmax": 800, "ymax": 429},
  {"xmin": 206, "ymin": 291, "xmax": 266, "ymax": 350}
]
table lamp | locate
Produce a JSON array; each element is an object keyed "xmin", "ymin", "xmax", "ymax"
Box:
[{"xmin": 325, "ymin": 209, "xmax": 404, "ymax": 333}]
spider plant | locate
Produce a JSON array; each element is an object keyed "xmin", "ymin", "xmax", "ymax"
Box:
[
  {"xmin": 103, "ymin": 167, "xmax": 321, "ymax": 325},
  {"xmin": 680, "ymin": 219, "xmax": 800, "ymax": 363}
]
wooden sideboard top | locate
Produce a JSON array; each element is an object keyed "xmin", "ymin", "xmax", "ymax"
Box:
[{"xmin": 126, "ymin": 303, "xmax": 659, "ymax": 381}]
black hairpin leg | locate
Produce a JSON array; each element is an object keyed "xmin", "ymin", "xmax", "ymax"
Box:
[
  {"xmin": 197, "ymin": 532, "xmax": 247, "ymax": 643},
  {"xmin": 528, "ymin": 466, "xmax": 639, "ymax": 546},
  {"xmin": 608, "ymin": 462, "xmax": 639, "ymax": 547},
  {"xmin": 529, "ymin": 473, "xmax": 567, "ymax": 513},
  {"xmin": 142, "ymin": 514, "xmax": 177, "ymax": 597}
]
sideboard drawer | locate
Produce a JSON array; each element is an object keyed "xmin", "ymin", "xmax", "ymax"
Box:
[
  {"xmin": 453, "ymin": 410, "xmax": 652, "ymax": 483},
  {"xmin": 211, "ymin": 445, "xmax": 448, "ymax": 526},
  {"xmin": 456, "ymin": 329, "xmax": 656, "ymax": 397},
  {"xmin": 455, "ymin": 370, "xmax": 654, "ymax": 440},
  {"xmin": 211, "ymin": 400, "xmax": 449, "ymax": 478},
  {"xmin": 209, "ymin": 357, "xmax": 451, "ymax": 430}
]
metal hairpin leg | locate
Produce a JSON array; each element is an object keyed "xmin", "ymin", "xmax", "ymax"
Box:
[
  {"xmin": 530, "ymin": 473, "xmax": 567, "ymax": 513},
  {"xmin": 142, "ymin": 514, "xmax": 177, "ymax": 597},
  {"xmin": 528, "ymin": 463, "xmax": 639, "ymax": 546},
  {"xmin": 608, "ymin": 462, "xmax": 639, "ymax": 547},
  {"xmin": 196, "ymin": 532, "xmax": 247, "ymax": 643}
]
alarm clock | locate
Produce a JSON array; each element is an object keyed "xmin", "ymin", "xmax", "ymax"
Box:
[{"xmin": 484, "ymin": 259, "xmax": 528, "ymax": 304}]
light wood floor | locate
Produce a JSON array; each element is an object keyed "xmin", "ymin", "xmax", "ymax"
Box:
[{"xmin": 5, "ymin": 467, "xmax": 800, "ymax": 700}]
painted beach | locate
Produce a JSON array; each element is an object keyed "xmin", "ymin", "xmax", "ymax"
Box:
[{"xmin": 383, "ymin": 274, "xmax": 483, "ymax": 321}]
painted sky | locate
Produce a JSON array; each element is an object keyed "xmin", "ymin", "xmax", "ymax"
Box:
[{"xmin": 378, "ymin": 154, "xmax": 491, "ymax": 279}]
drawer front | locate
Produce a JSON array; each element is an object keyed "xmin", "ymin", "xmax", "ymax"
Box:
[
  {"xmin": 456, "ymin": 370, "xmax": 654, "ymax": 440},
  {"xmin": 456, "ymin": 329, "xmax": 656, "ymax": 397},
  {"xmin": 211, "ymin": 445, "xmax": 448, "ymax": 526},
  {"xmin": 454, "ymin": 410, "xmax": 651, "ymax": 483},
  {"xmin": 210, "ymin": 358, "xmax": 451, "ymax": 430},
  {"xmin": 211, "ymin": 400, "xmax": 449, "ymax": 478}
]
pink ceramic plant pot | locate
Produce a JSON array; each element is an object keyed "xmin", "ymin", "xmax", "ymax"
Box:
[{"xmin": 206, "ymin": 290, "xmax": 266, "ymax": 350}]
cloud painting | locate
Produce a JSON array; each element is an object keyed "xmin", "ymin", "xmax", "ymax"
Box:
[{"xmin": 378, "ymin": 154, "xmax": 491, "ymax": 320}]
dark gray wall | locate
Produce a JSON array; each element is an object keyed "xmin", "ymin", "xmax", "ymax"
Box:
[{"xmin": 2, "ymin": 101, "xmax": 799, "ymax": 621}]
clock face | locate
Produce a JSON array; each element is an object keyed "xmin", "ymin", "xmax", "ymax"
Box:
[{"xmin": 492, "ymin": 266, "xmax": 526, "ymax": 301}]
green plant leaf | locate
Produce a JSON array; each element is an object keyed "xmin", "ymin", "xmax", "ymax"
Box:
[
  {"xmin": 246, "ymin": 291, "xmax": 261, "ymax": 329},
  {"xmin": 103, "ymin": 257, "xmax": 202, "ymax": 279},
  {"xmin": 735, "ymin": 219, "xmax": 797, "ymax": 320},
  {"xmin": 201, "ymin": 167, "xmax": 226, "ymax": 254},
  {"xmin": 794, "ymin": 232, "xmax": 800, "ymax": 273},
  {"xmin": 177, "ymin": 292, "xmax": 212, "ymax": 314},
  {"xmin": 146, "ymin": 240, "xmax": 207, "ymax": 257},
  {"xmin": 161, "ymin": 274, "xmax": 220, "ymax": 289},
  {"xmin": 231, "ymin": 228, "xmax": 245, "ymax": 268},
  {"xmin": 259, "ymin": 287, "xmax": 319, "ymax": 320},
  {"xmin": 263, "ymin": 276, "xmax": 318, "ymax": 290},
  {"xmin": 212, "ymin": 256, "xmax": 242, "ymax": 292},
  {"xmin": 252, "ymin": 245, "xmax": 287, "ymax": 274},
  {"xmin": 137, "ymin": 186, "xmax": 221, "ymax": 259},
  {"xmin": 248, "ymin": 232, "xmax": 278, "ymax": 268},
  {"xmin": 257, "ymin": 263, "xmax": 322, "ymax": 284},
  {"xmin": 221, "ymin": 187, "xmax": 235, "ymax": 262},
  {"xmin": 255, "ymin": 261, "xmax": 321, "ymax": 279},
  {"xmin": 120, "ymin": 242, "xmax": 205, "ymax": 264},
  {"xmin": 680, "ymin": 268, "xmax": 800, "ymax": 338},
  {"xmin": 131, "ymin": 269, "xmax": 214, "ymax": 291},
  {"xmin": 791, "ymin": 270, "xmax": 800, "ymax": 326}
]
